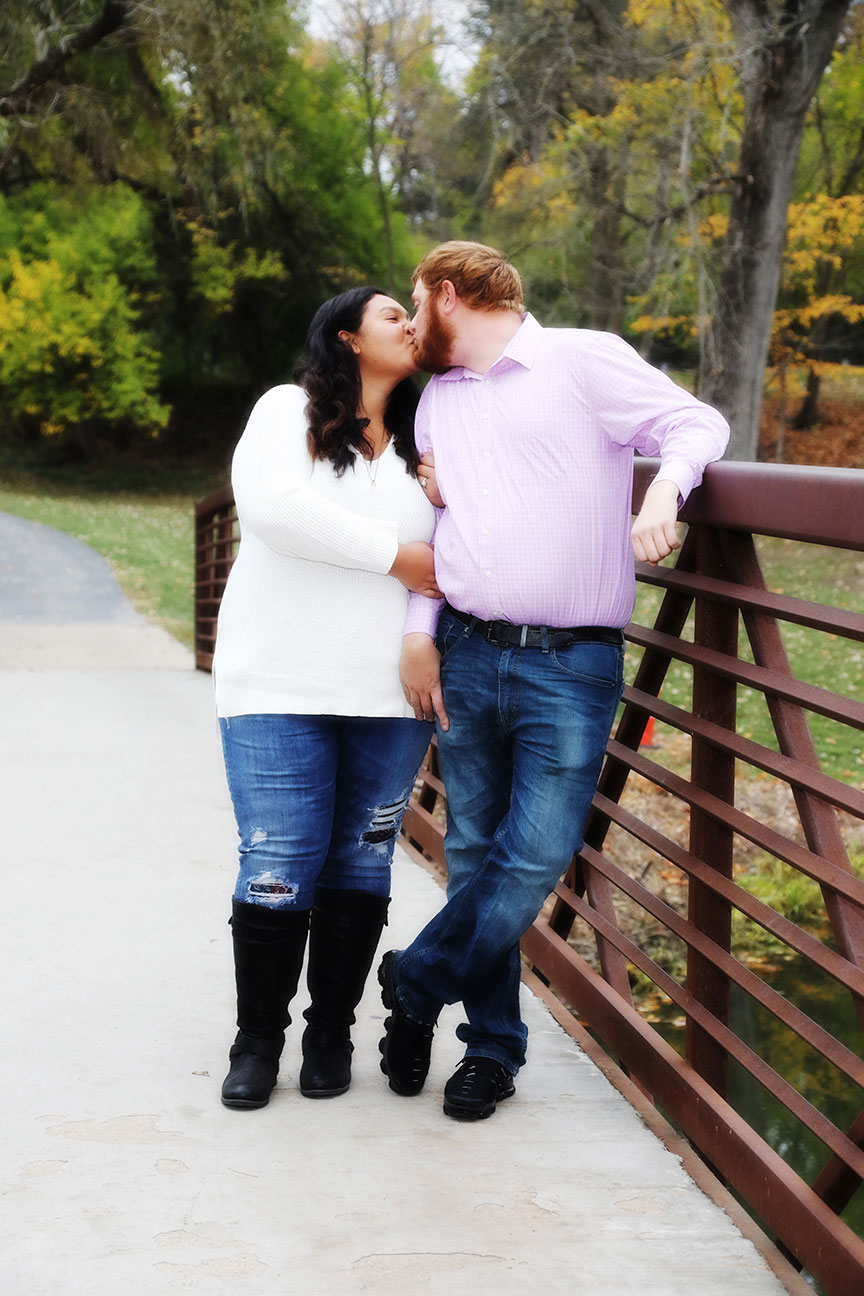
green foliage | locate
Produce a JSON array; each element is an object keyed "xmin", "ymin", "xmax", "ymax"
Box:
[
  {"xmin": 797, "ymin": 9, "xmax": 864, "ymax": 202},
  {"xmin": 460, "ymin": 0, "xmax": 863, "ymax": 384},
  {"xmin": 2, "ymin": 1, "xmax": 862, "ymax": 453},
  {"xmin": 186, "ymin": 222, "xmax": 288, "ymax": 317},
  {"xmin": 732, "ymin": 849, "xmax": 864, "ymax": 957},
  {"xmin": 0, "ymin": 1, "xmax": 419, "ymax": 453},
  {"xmin": 0, "ymin": 184, "xmax": 169, "ymax": 437},
  {"xmin": 627, "ymin": 525, "xmax": 864, "ymax": 788},
  {"xmin": 735, "ymin": 857, "xmax": 826, "ymax": 931}
]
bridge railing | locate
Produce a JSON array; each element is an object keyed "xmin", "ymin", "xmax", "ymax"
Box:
[
  {"xmin": 195, "ymin": 459, "xmax": 864, "ymax": 1296},
  {"xmin": 194, "ymin": 484, "xmax": 237, "ymax": 671}
]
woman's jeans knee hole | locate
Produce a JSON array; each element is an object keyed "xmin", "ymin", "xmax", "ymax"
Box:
[{"xmin": 220, "ymin": 713, "xmax": 432, "ymax": 909}]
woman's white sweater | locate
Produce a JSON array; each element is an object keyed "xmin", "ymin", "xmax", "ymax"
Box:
[{"xmin": 213, "ymin": 384, "xmax": 436, "ymax": 718}]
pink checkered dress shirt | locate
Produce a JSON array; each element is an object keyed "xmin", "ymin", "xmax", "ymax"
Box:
[{"xmin": 403, "ymin": 313, "xmax": 729, "ymax": 637}]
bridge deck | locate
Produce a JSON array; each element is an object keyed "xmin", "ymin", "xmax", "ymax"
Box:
[{"xmin": 0, "ymin": 512, "xmax": 806, "ymax": 1295}]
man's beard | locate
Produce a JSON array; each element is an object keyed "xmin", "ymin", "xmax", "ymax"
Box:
[{"xmin": 414, "ymin": 298, "xmax": 455, "ymax": 374}]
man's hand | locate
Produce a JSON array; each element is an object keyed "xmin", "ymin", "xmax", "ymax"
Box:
[
  {"xmin": 631, "ymin": 478, "xmax": 681, "ymax": 566},
  {"xmin": 417, "ymin": 453, "xmax": 444, "ymax": 507},
  {"xmin": 390, "ymin": 542, "xmax": 441, "ymax": 597},
  {"xmin": 400, "ymin": 632, "xmax": 449, "ymax": 730}
]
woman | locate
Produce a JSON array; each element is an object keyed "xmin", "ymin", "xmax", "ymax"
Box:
[{"xmin": 213, "ymin": 287, "xmax": 438, "ymax": 1110}]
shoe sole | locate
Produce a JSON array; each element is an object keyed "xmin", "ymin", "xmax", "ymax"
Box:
[
  {"xmin": 377, "ymin": 957, "xmax": 431, "ymax": 1097},
  {"xmin": 377, "ymin": 956, "xmax": 402, "ymax": 1090},
  {"xmin": 299, "ymin": 1084, "xmax": 350, "ymax": 1099},
  {"xmin": 442, "ymin": 1086, "xmax": 515, "ymax": 1122},
  {"xmin": 378, "ymin": 1017, "xmax": 425, "ymax": 1097},
  {"xmin": 221, "ymin": 1094, "xmax": 272, "ymax": 1110},
  {"xmin": 378, "ymin": 953, "xmax": 396, "ymax": 1009}
]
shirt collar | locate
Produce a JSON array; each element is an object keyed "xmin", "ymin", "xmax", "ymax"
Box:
[{"xmin": 437, "ymin": 312, "xmax": 542, "ymax": 382}]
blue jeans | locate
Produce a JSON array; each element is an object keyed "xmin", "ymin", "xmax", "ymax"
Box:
[
  {"xmin": 394, "ymin": 608, "xmax": 624, "ymax": 1073},
  {"xmin": 220, "ymin": 714, "xmax": 432, "ymax": 910}
]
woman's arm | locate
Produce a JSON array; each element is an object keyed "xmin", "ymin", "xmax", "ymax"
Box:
[{"xmin": 233, "ymin": 386, "xmax": 400, "ymax": 575}]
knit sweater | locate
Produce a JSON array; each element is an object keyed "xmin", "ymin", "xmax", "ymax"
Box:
[{"xmin": 213, "ymin": 384, "xmax": 436, "ymax": 718}]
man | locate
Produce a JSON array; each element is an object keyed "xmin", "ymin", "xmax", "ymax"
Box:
[{"xmin": 378, "ymin": 241, "xmax": 729, "ymax": 1121}]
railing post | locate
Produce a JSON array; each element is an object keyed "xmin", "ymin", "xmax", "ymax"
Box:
[
  {"xmin": 194, "ymin": 487, "xmax": 238, "ymax": 671},
  {"xmin": 686, "ymin": 526, "xmax": 739, "ymax": 1110}
]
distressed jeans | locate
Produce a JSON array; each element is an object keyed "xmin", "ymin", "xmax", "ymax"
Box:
[
  {"xmin": 393, "ymin": 607, "xmax": 625, "ymax": 1074},
  {"xmin": 219, "ymin": 714, "xmax": 433, "ymax": 909}
]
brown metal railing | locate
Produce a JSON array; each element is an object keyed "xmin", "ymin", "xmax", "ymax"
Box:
[
  {"xmin": 195, "ymin": 460, "xmax": 864, "ymax": 1295},
  {"xmin": 194, "ymin": 484, "xmax": 238, "ymax": 671}
]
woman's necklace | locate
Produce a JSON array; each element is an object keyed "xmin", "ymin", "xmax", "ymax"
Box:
[{"xmin": 360, "ymin": 431, "xmax": 390, "ymax": 488}]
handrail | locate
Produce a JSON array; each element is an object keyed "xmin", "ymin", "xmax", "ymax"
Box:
[
  {"xmin": 195, "ymin": 458, "xmax": 864, "ymax": 1295},
  {"xmin": 194, "ymin": 485, "xmax": 237, "ymax": 671}
]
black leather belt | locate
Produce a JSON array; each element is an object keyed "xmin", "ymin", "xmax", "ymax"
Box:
[{"xmin": 443, "ymin": 603, "xmax": 623, "ymax": 650}]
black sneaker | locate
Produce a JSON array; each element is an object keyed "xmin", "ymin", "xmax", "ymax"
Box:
[
  {"xmin": 442, "ymin": 1056, "xmax": 515, "ymax": 1121},
  {"xmin": 377, "ymin": 951, "xmax": 435, "ymax": 1096}
]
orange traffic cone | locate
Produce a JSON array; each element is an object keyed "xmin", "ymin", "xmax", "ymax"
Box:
[{"xmin": 640, "ymin": 716, "xmax": 655, "ymax": 747}]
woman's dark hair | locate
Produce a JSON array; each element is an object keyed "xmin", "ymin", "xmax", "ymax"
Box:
[{"xmin": 295, "ymin": 286, "xmax": 420, "ymax": 477}]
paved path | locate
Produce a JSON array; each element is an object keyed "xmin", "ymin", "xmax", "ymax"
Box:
[
  {"xmin": 0, "ymin": 511, "xmax": 191, "ymax": 668},
  {"xmin": 0, "ymin": 511, "xmax": 805, "ymax": 1295}
]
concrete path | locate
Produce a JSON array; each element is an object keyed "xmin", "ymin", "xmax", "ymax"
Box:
[{"xmin": 0, "ymin": 512, "xmax": 804, "ymax": 1295}]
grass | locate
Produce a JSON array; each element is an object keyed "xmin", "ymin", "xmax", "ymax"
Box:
[
  {"xmin": 770, "ymin": 361, "xmax": 864, "ymax": 403},
  {"xmin": 666, "ymin": 361, "xmax": 864, "ymax": 402},
  {"xmin": 0, "ymin": 456, "xmax": 227, "ymax": 647},
  {"xmin": 729, "ymin": 851, "xmax": 864, "ymax": 959},
  {"xmin": 627, "ymin": 536, "xmax": 864, "ymax": 788}
]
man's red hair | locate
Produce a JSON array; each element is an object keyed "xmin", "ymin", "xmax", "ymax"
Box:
[{"xmin": 413, "ymin": 241, "xmax": 523, "ymax": 313}]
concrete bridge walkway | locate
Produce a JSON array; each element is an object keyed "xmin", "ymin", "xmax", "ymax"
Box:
[{"xmin": 0, "ymin": 511, "xmax": 807, "ymax": 1295}]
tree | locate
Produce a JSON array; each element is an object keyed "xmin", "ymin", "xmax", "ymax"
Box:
[
  {"xmin": 700, "ymin": 0, "xmax": 856, "ymax": 459},
  {"xmin": 792, "ymin": 5, "xmax": 864, "ymax": 392},
  {"xmin": 764, "ymin": 193, "xmax": 864, "ymax": 455},
  {"xmin": 0, "ymin": 1, "xmax": 411, "ymax": 450},
  {"xmin": 314, "ymin": 0, "xmax": 468, "ymax": 288},
  {"xmin": 0, "ymin": 183, "xmax": 169, "ymax": 443},
  {"xmin": 465, "ymin": 0, "xmax": 634, "ymax": 328}
]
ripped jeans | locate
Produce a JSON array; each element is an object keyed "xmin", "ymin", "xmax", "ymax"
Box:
[{"xmin": 219, "ymin": 714, "xmax": 432, "ymax": 909}]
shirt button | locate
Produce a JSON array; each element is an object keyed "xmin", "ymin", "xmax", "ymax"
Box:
[
  {"xmin": 482, "ymin": 489, "xmax": 489, "ymax": 496},
  {"xmin": 485, "ymin": 570, "xmax": 492, "ymax": 577},
  {"xmin": 482, "ymin": 528, "xmax": 489, "ymax": 535},
  {"xmin": 483, "ymin": 450, "xmax": 491, "ymax": 458},
  {"xmin": 482, "ymin": 412, "xmax": 489, "ymax": 419}
]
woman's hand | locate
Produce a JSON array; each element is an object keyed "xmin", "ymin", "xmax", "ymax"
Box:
[
  {"xmin": 390, "ymin": 541, "xmax": 441, "ymax": 597},
  {"xmin": 418, "ymin": 454, "xmax": 444, "ymax": 508}
]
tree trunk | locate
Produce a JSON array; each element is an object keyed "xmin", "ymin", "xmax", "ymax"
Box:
[
  {"xmin": 700, "ymin": 0, "xmax": 853, "ymax": 461},
  {"xmin": 359, "ymin": 21, "xmax": 396, "ymax": 295},
  {"xmin": 587, "ymin": 148, "xmax": 625, "ymax": 333},
  {"xmin": 792, "ymin": 367, "xmax": 821, "ymax": 429}
]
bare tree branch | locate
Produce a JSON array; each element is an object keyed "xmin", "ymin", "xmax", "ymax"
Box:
[
  {"xmin": 0, "ymin": 0, "xmax": 134, "ymax": 118},
  {"xmin": 616, "ymin": 173, "xmax": 750, "ymax": 230}
]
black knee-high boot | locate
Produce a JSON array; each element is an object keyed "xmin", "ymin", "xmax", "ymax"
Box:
[
  {"xmin": 299, "ymin": 889, "xmax": 390, "ymax": 1098},
  {"xmin": 221, "ymin": 900, "xmax": 310, "ymax": 1110}
]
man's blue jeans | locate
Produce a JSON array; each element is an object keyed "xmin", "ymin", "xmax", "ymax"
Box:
[
  {"xmin": 393, "ymin": 608, "xmax": 624, "ymax": 1074},
  {"xmin": 220, "ymin": 714, "xmax": 432, "ymax": 910}
]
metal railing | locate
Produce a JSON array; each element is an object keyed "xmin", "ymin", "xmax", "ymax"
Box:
[
  {"xmin": 195, "ymin": 460, "xmax": 864, "ymax": 1295},
  {"xmin": 194, "ymin": 484, "xmax": 237, "ymax": 671}
]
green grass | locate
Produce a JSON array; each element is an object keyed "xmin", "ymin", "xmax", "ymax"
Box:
[
  {"xmin": 665, "ymin": 361, "xmax": 864, "ymax": 402},
  {"xmin": 627, "ymin": 536, "xmax": 864, "ymax": 787},
  {"xmin": 0, "ymin": 459, "xmax": 227, "ymax": 647},
  {"xmin": 768, "ymin": 361, "xmax": 864, "ymax": 403}
]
